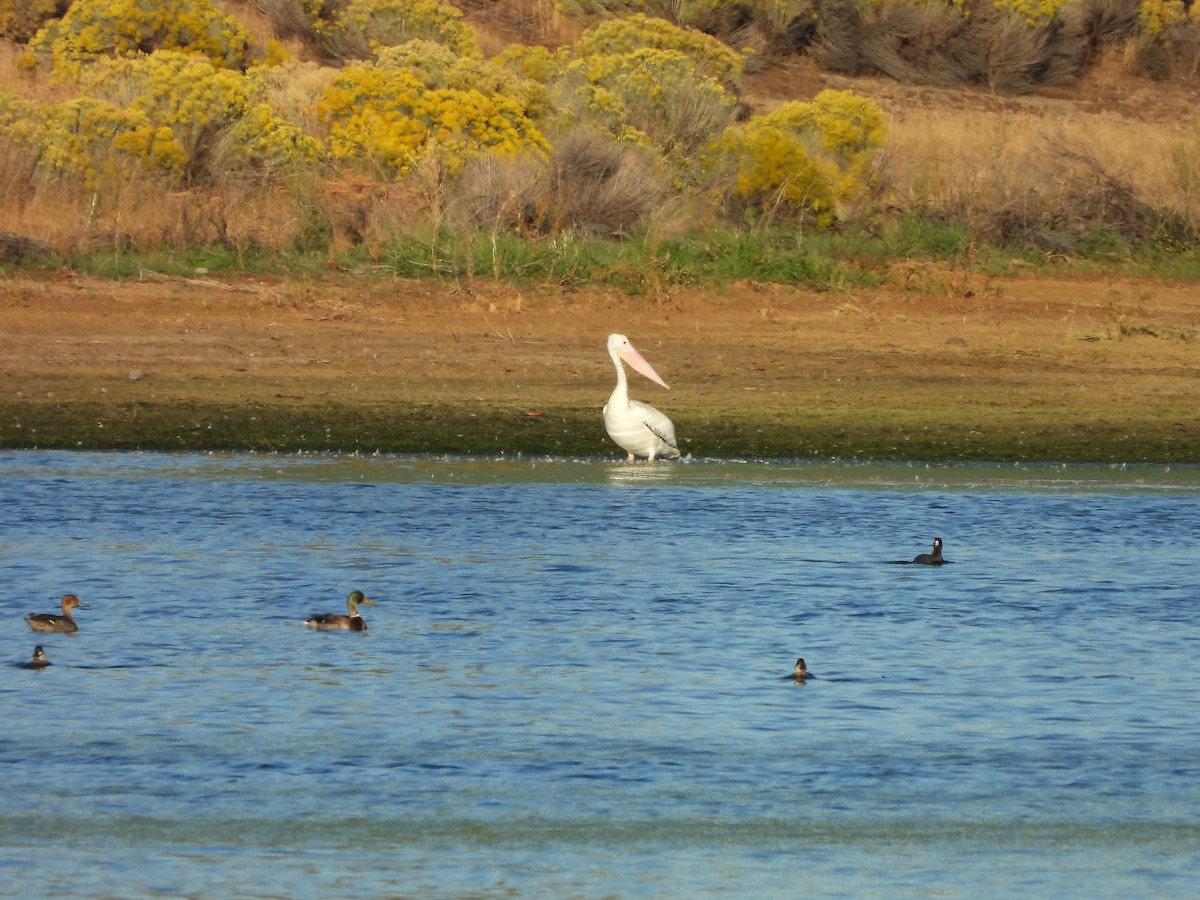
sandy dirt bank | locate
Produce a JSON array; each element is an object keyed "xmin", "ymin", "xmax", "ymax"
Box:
[{"xmin": 1, "ymin": 267, "xmax": 1197, "ymax": 462}]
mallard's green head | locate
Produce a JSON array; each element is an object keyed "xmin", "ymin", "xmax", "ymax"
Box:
[{"xmin": 345, "ymin": 591, "xmax": 376, "ymax": 615}]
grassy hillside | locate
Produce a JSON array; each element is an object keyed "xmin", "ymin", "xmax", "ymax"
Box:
[{"xmin": 0, "ymin": 0, "xmax": 1198, "ymax": 284}]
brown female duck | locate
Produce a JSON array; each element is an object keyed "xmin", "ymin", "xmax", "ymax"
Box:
[{"xmin": 26, "ymin": 594, "xmax": 86, "ymax": 633}]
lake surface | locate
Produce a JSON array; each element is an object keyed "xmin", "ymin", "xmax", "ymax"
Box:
[{"xmin": 2, "ymin": 451, "xmax": 1198, "ymax": 898}]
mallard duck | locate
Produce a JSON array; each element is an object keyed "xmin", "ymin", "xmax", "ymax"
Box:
[
  {"xmin": 305, "ymin": 591, "xmax": 376, "ymax": 631},
  {"xmin": 23, "ymin": 646, "xmax": 50, "ymax": 669},
  {"xmin": 26, "ymin": 594, "xmax": 86, "ymax": 633}
]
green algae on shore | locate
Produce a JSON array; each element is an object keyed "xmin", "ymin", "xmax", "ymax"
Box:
[{"xmin": 2, "ymin": 399, "xmax": 1196, "ymax": 463}]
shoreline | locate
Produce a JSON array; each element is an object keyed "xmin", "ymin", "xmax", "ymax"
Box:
[
  {"xmin": 2, "ymin": 400, "xmax": 1197, "ymax": 463},
  {"xmin": 2, "ymin": 270, "xmax": 1197, "ymax": 463}
]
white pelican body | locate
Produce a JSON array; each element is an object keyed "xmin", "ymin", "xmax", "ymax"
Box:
[{"xmin": 603, "ymin": 333, "xmax": 679, "ymax": 461}]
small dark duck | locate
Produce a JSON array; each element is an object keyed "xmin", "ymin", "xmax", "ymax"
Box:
[
  {"xmin": 790, "ymin": 658, "xmax": 811, "ymax": 682},
  {"xmin": 26, "ymin": 594, "xmax": 86, "ymax": 633},
  {"xmin": 912, "ymin": 537, "xmax": 946, "ymax": 565},
  {"xmin": 889, "ymin": 538, "xmax": 947, "ymax": 566},
  {"xmin": 305, "ymin": 591, "xmax": 376, "ymax": 631},
  {"xmin": 23, "ymin": 646, "xmax": 51, "ymax": 669}
]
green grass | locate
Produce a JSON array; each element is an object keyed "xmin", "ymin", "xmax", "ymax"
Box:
[
  {"xmin": 68, "ymin": 245, "xmax": 328, "ymax": 280},
  {"xmin": 52, "ymin": 217, "xmax": 1200, "ymax": 288}
]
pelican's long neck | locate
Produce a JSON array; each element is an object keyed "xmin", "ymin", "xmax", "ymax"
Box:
[{"xmin": 609, "ymin": 349, "xmax": 630, "ymax": 410}]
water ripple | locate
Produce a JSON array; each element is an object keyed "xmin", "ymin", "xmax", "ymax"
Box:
[{"xmin": 2, "ymin": 451, "xmax": 1198, "ymax": 897}]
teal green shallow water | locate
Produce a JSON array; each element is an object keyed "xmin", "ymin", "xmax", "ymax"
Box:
[{"xmin": 2, "ymin": 451, "xmax": 1198, "ymax": 898}]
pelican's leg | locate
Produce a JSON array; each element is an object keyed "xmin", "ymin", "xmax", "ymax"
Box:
[{"xmin": 627, "ymin": 452, "xmax": 635, "ymax": 462}]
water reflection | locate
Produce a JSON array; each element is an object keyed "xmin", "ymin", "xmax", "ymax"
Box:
[{"xmin": 604, "ymin": 460, "xmax": 681, "ymax": 486}]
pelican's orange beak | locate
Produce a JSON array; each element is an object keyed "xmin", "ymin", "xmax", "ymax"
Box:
[{"xmin": 619, "ymin": 342, "xmax": 669, "ymax": 390}]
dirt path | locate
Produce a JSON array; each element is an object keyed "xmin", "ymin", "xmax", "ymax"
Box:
[{"xmin": 1, "ymin": 267, "xmax": 1197, "ymax": 461}]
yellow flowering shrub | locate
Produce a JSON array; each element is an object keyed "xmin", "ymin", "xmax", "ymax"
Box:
[
  {"xmin": 1, "ymin": 85, "xmax": 184, "ymax": 189},
  {"xmin": 559, "ymin": 81, "xmax": 646, "ymax": 148},
  {"xmin": 762, "ymin": 89, "xmax": 887, "ymax": 201},
  {"xmin": 75, "ymin": 52, "xmax": 319, "ymax": 181},
  {"xmin": 306, "ymin": 0, "xmax": 479, "ymax": 60},
  {"xmin": 37, "ymin": 98, "xmax": 184, "ymax": 186},
  {"xmin": 712, "ymin": 120, "xmax": 838, "ymax": 226},
  {"xmin": 553, "ymin": 15, "xmax": 745, "ymax": 166},
  {"xmin": 29, "ymin": 0, "xmax": 254, "ymax": 78},
  {"xmin": 991, "ymin": 0, "xmax": 1070, "ymax": 28},
  {"xmin": 0, "ymin": 86, "xmax": 47, "ymax": 160},
  {"xmin": 572, "ymin": 13, "xmax": 747, "ymax": 85},
  {"xmin": 374, "ymin": 40, "xmax": 551, "ymax": 119},
  {"xmin": 260, "ymin": 40, "xmax": 293, "ymax": 69},
  {"xmin": 492, "ymin": 44, "xmax": 562, "ymax": 85},
  {"xmin": 0, "ymin": 85, "xmax": 39, "ymax": 126},
  {"xmin": 707, "ymin": 90, "xmax": 886, "ymax": 226},
  {"xmin": 1138, "ymin": 0, "xmax": 1200, "ymax": 36},
  {"xmin": 0, "ymin": 0, "xmax": 61, "ymax": 42},
  {"xmin": 223, "ymin": 98, "xmax": 324, "ymax": 177},
  {"xmin": 554, "ymin": 0, "xmax": 751, "ymax": 35},
  {"xmin": 561, "ymin": 47, "xmax": 739, "ymax": 158},
  {"xmin": 318, "ymin": 56, "xmax": 549, "ymax": 178}
]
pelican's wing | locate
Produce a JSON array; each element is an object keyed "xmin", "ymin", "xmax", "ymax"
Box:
[{"xmin": 633, "ymin": 400, "xmax": 678, "ymax": 451}]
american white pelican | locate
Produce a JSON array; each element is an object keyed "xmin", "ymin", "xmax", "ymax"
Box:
[{"xmin": 603, "ymin": 333, "xmax": 680, "ymax": 461}]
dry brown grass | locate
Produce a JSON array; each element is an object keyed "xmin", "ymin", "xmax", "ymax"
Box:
[
  {"xmin": 215, "ymin": 0, "xmax": 291, "ymax": 48},
  {"xmin": 814, "ymin": 0, "xmax": 972, "ymax": 86},
  {"xmin": 318, "ymin": 177, "xmax": 431, "ymax": 255},
  {"xmin": 453, "ymin": 128, "xmax": 667, "ymax": 237},
  {"xmin": 246, "ymin": 59, "xmax": 336, "ymax": 137},
  {"xmin": 879, "ymin": 92, "xmax": 1200, "ymax": 244},
  {"xmin": 456, "ymin": 0, "xmax": 567, "ymax": 54}
]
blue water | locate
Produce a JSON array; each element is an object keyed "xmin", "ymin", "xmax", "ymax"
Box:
[{"xmin": 1, "ymin": 451, "xmax": 1198, "ymax": 898}]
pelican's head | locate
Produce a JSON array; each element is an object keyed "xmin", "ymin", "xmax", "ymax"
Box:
[{"xmin": 607, "ymin": 333, "xmax": 669, "ymax": 389}]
